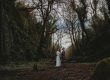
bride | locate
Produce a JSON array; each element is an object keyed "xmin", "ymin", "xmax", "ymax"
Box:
[{"xmin": 56, "ymin": 48, "xmax": 61, "ymax": 67}]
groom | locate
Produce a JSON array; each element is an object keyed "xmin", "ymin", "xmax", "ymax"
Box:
[{"xmin": 61, "ymin": 48, "xmax": 65, "ymax": 62}]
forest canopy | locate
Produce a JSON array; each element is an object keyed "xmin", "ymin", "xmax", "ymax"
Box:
[{"xmin": 1, "ymin": 0, "xmax": 110, "ymax": 63}]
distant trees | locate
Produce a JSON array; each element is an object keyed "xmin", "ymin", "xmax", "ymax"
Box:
[
  {"xmin": 1, "ymin": 0, "xmax": 110, "ymax": 63},
  {"xmin": 60, "ymin": 0, "xmax": 90, "ymax": 60},
  {"xmin": 0, "ymin": 0, "xmax": 60, "ymax": 63},
  {"xmin": 1, "ymin": 0, "xmax": 40, "ymax": 62},
  {"xmin": 85, "ymin": 0, "xmax": 110, "ymax": 61},
  {"xmin": 61, "ymin": 0, "xmax": 110, "ymax": 62},
  {"xmin": 31, "ymin": 0, "xmax": 59, "ymax": 57}
]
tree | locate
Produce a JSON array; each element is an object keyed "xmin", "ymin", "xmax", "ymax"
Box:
[
  {"xmin": 32, "ymin": 0, "xmax": 59, "ymax": 57},
  {"xmin": 0, "ymin": 0, "xmax": 40, "ymax": 62}
]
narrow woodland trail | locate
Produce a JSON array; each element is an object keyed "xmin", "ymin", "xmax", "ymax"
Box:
[{"xmin": 0, "ymin": 63, "xmax": 95, "ymax": 80}]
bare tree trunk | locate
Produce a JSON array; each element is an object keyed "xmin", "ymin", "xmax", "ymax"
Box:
[{"xmin": 105, "ymin": 0, "xmax": 110, "ymax": 14}]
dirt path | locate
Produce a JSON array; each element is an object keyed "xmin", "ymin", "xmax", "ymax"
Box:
[{"xmin": 0, "ymin": 63, "xmax": 95, "ymax": 80}]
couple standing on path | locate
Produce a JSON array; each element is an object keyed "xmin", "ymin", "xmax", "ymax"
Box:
[{"xmin": 56, "ymin": 48, "xmax": 65, "ymax": 67}]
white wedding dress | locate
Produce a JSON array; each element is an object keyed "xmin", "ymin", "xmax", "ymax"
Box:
[{"xmin": 56, "ymin": 51, "xmax": 61, "ymax": 67}]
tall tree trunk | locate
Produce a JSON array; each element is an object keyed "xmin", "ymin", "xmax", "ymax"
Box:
[{"xmin": 105, "ymin": 0, "xmax": 110, "ymax": 14}]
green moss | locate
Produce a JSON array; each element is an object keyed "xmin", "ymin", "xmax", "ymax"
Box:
[{"xmin": 91, "ymin": 57, "xmax": 110, "ymax": 80}]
